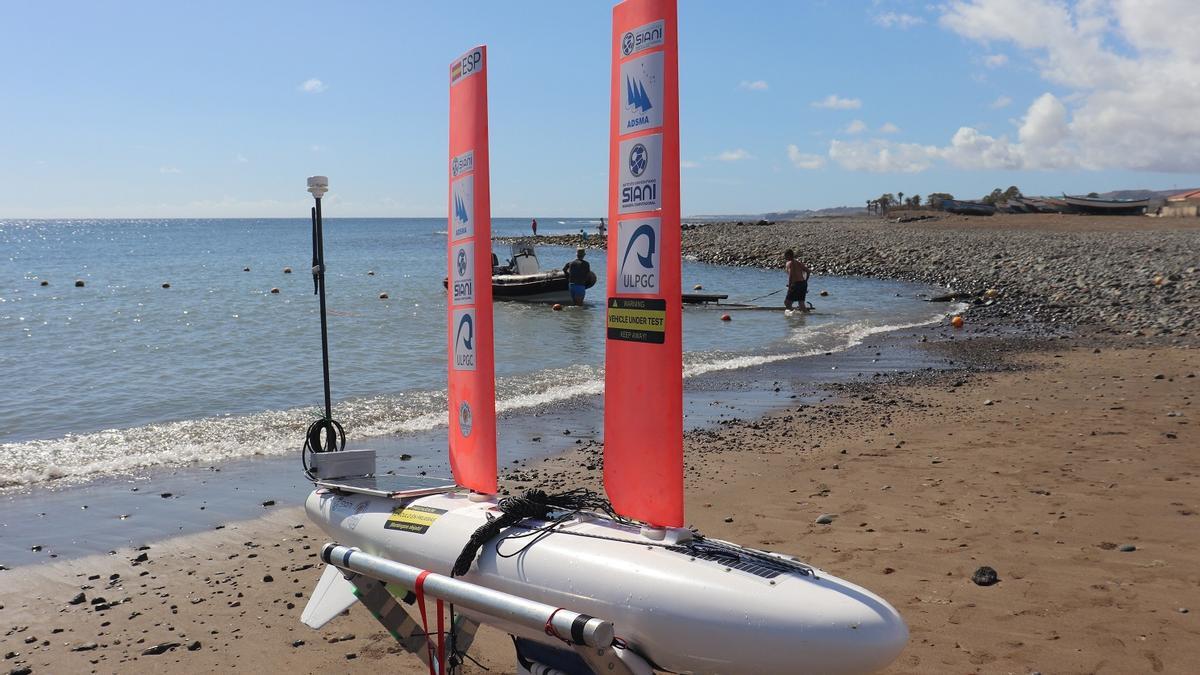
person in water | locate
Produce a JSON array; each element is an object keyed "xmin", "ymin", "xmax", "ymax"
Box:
[
  {"xmin": 563, "ymin": 247, "xmax": 591, "ymax": 306},
  {"xmin": 531, "ymin": 218, "xmax": 538, "ymax": 237},
  {"xmin": 783, "ymin": 248, "xmax": 810, "ymax": 310}
]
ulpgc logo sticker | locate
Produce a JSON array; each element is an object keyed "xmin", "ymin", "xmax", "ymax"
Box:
[
  {"xmin": 618, "ymin": 134, "xmax": 662, "ymax": 214},
  {"xmin": 616, "ymin": 218, "xmax": 660, "ymax": 294},
  {"xmin": 452, "ymin": 308, "xmax": 476, "ymax": 371},
  {"xmin": 451, "ymin": 175, "xmax": 474, "ymax": 241},
  {"xmin": 451, "ymin": 48, "xmax": 484, "ymax": 85},
  {"xmin": 451, "ymin": 149, "xmax": 474, "ymax": 178},
  {"xmin": 620, "ymin": 51, "xmax": 663, "ymax": 133},
  {"xmin": 451, "ymin": 242, "xmax": 474, "ymax": 305},
  {"xmin": 621, "ymin": 19, "xmax": 664, "ymax": 57}
]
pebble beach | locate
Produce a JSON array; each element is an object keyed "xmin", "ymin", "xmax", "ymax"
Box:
[{"xmin": 3, "ymin": 214, "xmax": 1198, "ymax": 674}]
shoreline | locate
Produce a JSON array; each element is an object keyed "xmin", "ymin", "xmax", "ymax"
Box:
[
  {"xmin": 4, "ymin": 334, "xmax": 1195, "ymax": 673},
  {"xmin": 2, "ymin": 215, "xmax": 1197, "ymax": 673}
]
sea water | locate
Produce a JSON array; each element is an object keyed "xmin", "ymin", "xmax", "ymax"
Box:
[{"xmin": 0, "ymin": 218, "xmax": 948, "ymax": 489}]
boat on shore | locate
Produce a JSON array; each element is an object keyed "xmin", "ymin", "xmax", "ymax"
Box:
[
  {"xmin": 941, "ymin": 199, "xmax": 997, "ymax": 216},
  {"xmin": 1061, "ymin": 194, "xmax": 1150, "ymax": 216},
  {"xmin": 443, "ymin": 242, "xmax": 596, "ymax": 303}
]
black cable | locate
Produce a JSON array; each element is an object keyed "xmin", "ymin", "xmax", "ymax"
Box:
[
  {"xmin": 301, "ymin": 417, "xmax": 345, "ymax": 481},
  {"xmin": 301, "ymin": 195, "xmax": 346, "ymax": 481},
  {"xmin": 450, "ymin": 489, "xmax": 626, "ymax": 577}
]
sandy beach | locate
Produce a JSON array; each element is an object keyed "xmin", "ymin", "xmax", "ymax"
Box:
[{"xmin": 3, "ymin": 215, "xmax": 1198, "ymax": 674}]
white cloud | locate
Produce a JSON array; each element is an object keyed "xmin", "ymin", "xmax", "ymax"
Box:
[
  {"xmin": 158, "ymin": 166, "xmax": 181, "ymax": 174},
  {"xmin": 845, "ymin": 119, "xmax": 868, "ymax": 134},
  {"xmin": 984, "ymin": 53, "xmax": 1009, "ymax": 68},
  {"xmin": 936, "ymin": 0, "xmax": 1200, "ymax": 172},
  {"xmin": 299, "ymin": 78, "xmax": 326, "ymax": 94},
  {"xmin": 715, "ymin": 149, "xmax": 753, "ymax": 162},
  {"xmin": 811, "ymin": 94, "xmax": 862, "ymax": 110},
  {"xmin": 879, "ymin": 122, "xmax": 900, "ymax": 134},
  {"xmin": 829, "ymin": 139, "xmax": 940, "ymax": 173},
  {"xmin": 681, "ymin": 160, "xmax": 700, "ymax": 169},
  {"xmin": 990, "ymin": 95, "xmax": 1013, "ymax": 109},
  {"xmin": 738, "ymin": 80, "xmax": 769, "ymax": 91},
  {"xmin": 787, "ymin": 145, "xmax": 826, "ymax": 170},
  {"xmin": 873, "ymin": 12, "xmax": 925, "ymax": 29}
]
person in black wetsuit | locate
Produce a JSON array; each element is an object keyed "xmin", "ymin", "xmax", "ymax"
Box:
[{"xmin": 563, "ymin": 247, "xmax": 590, "ymax": 306}]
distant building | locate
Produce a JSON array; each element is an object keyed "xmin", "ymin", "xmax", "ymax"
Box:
[{"xmin": 1160, "ymin": 189, "xmax": 1200, "ymax": 217}]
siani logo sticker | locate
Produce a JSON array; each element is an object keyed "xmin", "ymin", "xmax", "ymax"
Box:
[
  {"xmin": 451, "ymin": 242, "xmax": 474, "ymax": 305},
  {"xmin": 621, "ymin": 19, "xmax": 664, "ymax": 57},
  {"xmin": 452, "ymin": 308, "xmax": 477, "ymax": 371},
  {"xmin": 618, "ymin": 134, "xmax": 662, "ymax": 214},
  {"xmin": 451, "ymin": 149, "xmax": 474, "ymax": 178},
  {"xmin": 619, "ymin": 51, "xmax": 663, "ymax": 132},
  {"xmin": 616, "ymin": 218, "xmax": 660, "ymax": 294},
  {"xmin": 451, "ymin": 175, "xmax": 474, "ymax": 241}
]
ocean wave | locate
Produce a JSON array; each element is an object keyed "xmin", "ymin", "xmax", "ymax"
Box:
[{"xmin": 0, "ymin": 310, "xmax": 954, "ymax": 490}]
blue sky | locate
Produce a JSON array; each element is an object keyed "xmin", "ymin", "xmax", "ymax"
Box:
[{"xmin": 3, "ymin": 0, "xmax": 1198, "ymax": 218}]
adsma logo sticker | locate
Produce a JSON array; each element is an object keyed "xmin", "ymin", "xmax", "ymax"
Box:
[
  {"xmin": 451, "ymin": 175, "xmax": 474, "ymax": 240},
  {"xmin": 619, "ymin": 51, "xmax": 663, "ymax": 133}
]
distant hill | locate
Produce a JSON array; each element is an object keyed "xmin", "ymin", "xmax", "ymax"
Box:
[
  {"xmin": 686, "ymin": 205, "xmax": 867, "ymax": 221},
  {"xmin": 1094, "ymin": 188, "xmax": 1199, "ymax": 201}
]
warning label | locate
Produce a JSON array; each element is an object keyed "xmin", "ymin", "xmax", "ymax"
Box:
[
  {"xmin": 383, "ymin": 504, "xmax": 447, "ymax": 534},
  {"xmin": 606, "ymin": 297, "xmax": 666, "ymax": 344}
]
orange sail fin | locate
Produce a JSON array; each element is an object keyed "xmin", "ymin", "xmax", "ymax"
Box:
[
  {"xmin": 447, "ymin": 46, "xmax": 497, "ymax": 495},
  {"xmin": 603, "ymin": 0, "xmax": 683, "ymax": 527}
]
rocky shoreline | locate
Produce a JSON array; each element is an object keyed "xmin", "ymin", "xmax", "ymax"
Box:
[{"xmin": 505, "ymin": 214, "xmax": 1199, "ymax": 341}]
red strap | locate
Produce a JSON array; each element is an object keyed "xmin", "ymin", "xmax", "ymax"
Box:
[
  {"xmin": 414, "ymin": 570, "xmax": 438, "ymax": 675},
  {"xmin": 436, "ymin": 597, "xmax": 446, "ymax": 670}
]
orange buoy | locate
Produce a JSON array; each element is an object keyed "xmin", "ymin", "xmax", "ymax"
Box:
[
  {"xmin": 720, "ymin": 313, "xmax": 731, "ymax": 322},
  {"xmin": 951, "ymin": 315, "xmax": 964, "ymax": 329},
  {"xmin": 552, "ymin": 303, "xmax": 563, "ymax": 311}
]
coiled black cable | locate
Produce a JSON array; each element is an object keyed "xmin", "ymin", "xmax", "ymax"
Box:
[{"xmin": 301, "ymin": 416, "xmax": 345, "ymax": 481}]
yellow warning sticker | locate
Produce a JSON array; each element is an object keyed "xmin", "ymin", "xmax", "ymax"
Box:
[
  {"xmin": 383, "ymin": 504, "xmax": 447, "ymax": 534},
  {"xmin": 607, "ymin": 297, "xmax": 666, "ymax": 344}
]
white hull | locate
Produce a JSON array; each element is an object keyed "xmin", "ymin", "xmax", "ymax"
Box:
[{"xmin": 306, "ymin": 489, "xmax": 907, "ymax": 674}]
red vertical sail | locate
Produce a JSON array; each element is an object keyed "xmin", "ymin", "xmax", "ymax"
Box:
[
  {"xmin": 604, "ymin": 0, "xmax": 683, "ymax": 527},
  {"xmin": 447, "ymin": 46, "xmax": 497, "ymax": 495}
]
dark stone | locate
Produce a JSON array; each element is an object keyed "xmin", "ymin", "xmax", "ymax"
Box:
[
  {"xmin": 262, "ymin": 575, "xmax": 273, "ymax": 583},
  {"xmin": 971, "ymin": 566, "xmax": 1000, "ymax": 586},
  {"xmin": 68, "ymin": 592, "xmax": 86, "ymax": 605},
  {"xmin": 1119, "ymin": 544, "xmax": 1137, "ymax": 552},
  {"xmin": 187, "ymin": 641, "xmax": 201, "ymax": 651},
  {"xmin": 141, "ymin": 642, "xmax": 180, "ymax": 655}
]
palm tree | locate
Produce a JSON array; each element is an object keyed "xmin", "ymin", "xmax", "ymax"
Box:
[{"xmin": 898, "ymin": 192, "xmax": 904, "ymax": 208}]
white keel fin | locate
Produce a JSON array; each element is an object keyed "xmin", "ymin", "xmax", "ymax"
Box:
[{"xmin": 300, "ymin": 564, "xmax": 359, "ymax": 629}]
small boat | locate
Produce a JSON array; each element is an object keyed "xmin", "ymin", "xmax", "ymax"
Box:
[
  {"xmin": 1061, "ymin": 194, "xmax": 1149, "ymax": 216},
  {"xmin": 941, "ymin": 199, "xmax": 997, "ymax": 216},
  {"xmin": 444, "ymin": 242, "xmax": 596, "ymax": 303}
]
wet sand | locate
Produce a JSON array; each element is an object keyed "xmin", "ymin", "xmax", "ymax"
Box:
[{"xmin": 3, "ymin": 337, "xmax": 1196, "ymax": 673}]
